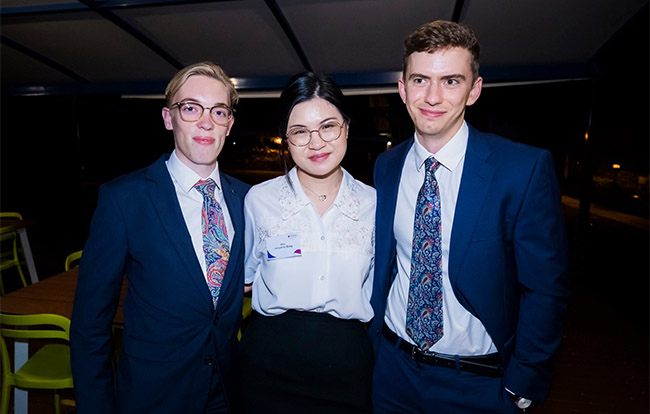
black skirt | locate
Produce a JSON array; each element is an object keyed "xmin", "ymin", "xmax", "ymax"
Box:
[{"xmin": 237, "ymin": 310, "xmax": 373, "ymax": 414}]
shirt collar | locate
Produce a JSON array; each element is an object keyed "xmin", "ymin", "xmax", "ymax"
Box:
[
  {"xmin": 279, "ymin": 167, "xmax": 361, "ymax": 221},
  {"xmin": 167, "ymin": 150, "xmax": 222, "ymax": 194},
  {"xmin": 413, "ymin": 121, "xmax": 468, "ymax": 173}
]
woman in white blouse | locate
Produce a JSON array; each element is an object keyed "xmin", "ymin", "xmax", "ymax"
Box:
[{"xmin": 238, "ymin": 72, "xmax": 375, "ymax": 413}]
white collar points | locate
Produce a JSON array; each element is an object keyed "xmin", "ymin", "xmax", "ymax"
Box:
[{"xmin": 279, "ymin": 168, "xmax": 361, "ymax": 221}]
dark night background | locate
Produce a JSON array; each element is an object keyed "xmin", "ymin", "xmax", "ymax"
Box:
[
  {"xmin": 2, "ymin": 17, "xmax": 647, "ymax": 278},
  {"xmin": 0, "ymin": 4, "xmax": 648, "ymax": 413}
]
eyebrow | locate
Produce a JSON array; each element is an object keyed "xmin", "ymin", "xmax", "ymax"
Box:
[
  {"xmin": 177, "ymin": 99, "xmax": 229, "ymax": 107},
  {"xmin": 288, "ymin": 117, "xmax": 339, "ymax": 129},
  {"xmin": 408, "ymin": 73, "xmax": 430, "ymax": 81},
  {"xmin": 408, "ymin": 73, "xmax": 466, "ymax": 81},
  {"xmin": 441, "ymin": 73, "xmax": 466, "ymax": 81}
]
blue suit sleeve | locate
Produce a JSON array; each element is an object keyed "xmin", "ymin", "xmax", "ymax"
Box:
[
  {"xmin": 504, "ymin": 150, "xmax": 570, "ymax": 401},
  {"xmin": 70, "ymin": 184, "xmax": 127, "ymax": 413}
]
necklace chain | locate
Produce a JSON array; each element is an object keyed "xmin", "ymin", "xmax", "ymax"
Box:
[{"xmin": 301, "ymin": 170, "xmax": 343, "ymax": 202}]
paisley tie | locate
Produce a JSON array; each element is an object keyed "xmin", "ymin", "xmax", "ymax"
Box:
[
  {"xmin": 194, "ymin": 179, "xmax": 230, "ymax": 307},
  {"xmin": 405, "ymin": 156, "xmax": 443, "ymax": 349}
]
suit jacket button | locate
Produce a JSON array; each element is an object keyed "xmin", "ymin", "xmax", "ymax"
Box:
[
  {"xmin": 213, "ymin": 316, "xmax": 219, "ymax": 325},
  {"xmin": 204, "ymin": 356, "xmax": 214, "ymax": 365}
]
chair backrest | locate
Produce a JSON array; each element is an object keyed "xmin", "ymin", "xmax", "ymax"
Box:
[
  {"xmin": 0, "ymin": 313, "xmax": 70, "ymax": 341},
  {"xmin": 0, "ymin": 212, "xmax": 22, "ymax": 239},
  {"xmin": 64, "ymin": 250, "xmax": 83, "ymax": 271},
  {"xmin": 0, "ymin": 313, "xmax": 71, "ymax": 384},
  {"xmin": 0, "ymin": 231, "xmax": 16, "ymax": 243},
  {"xmin": 0, "ymin": 212, "xmax": 23, "ymax": 221}
]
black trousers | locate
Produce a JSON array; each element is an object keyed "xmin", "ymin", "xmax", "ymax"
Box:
[{"xmin": 237, "ymin": 310, "xmax": 373, "ymax": 414}]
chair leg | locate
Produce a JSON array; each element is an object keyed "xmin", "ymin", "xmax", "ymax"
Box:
[
  {"xmin": 1, "ymin": 383, "xmax": 11, "ymax": 414},
  {"xmin": 54, "ymin": 390, "xmax": 61, "ymax": 414},
  {"xmin": 14, "ymin": 262, "xmax": 27, "ymax": 289},
  {"xmin": 13, "ymin": 241, "xmax": 27, "ymax": 288}
]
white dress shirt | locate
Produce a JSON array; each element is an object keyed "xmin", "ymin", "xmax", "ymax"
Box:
[
  {"xmin": 166, "ymin": 150, "xmax": 234, "ymax": 282},
  {"xmin": 244, "ymin": 167, "xmax": 375, "ymax": 322},
  {"xmin": 385, "ymin": 121, "xmax": 497, "ymax": 355}
]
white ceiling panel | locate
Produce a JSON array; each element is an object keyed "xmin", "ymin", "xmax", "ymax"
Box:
[
  {"xmin": 280, "ymin": 0, "xmax": 455, "ymax": 73},
  {"xmin": 0, "ymin": 0, "xmax": 647, "ymax": 95},
  {"xmin": 2, "ymin": 12, "xmax": 178, "ymax": 83},
  {"xmin": 1, "ymin": 43, "xmax": 77, "ymax": 86},
  {"xmin": 114, "ymin": 0, "xmax": 304, "ymax": 77}
]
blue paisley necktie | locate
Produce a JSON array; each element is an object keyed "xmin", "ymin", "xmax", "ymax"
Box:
[
  {"xmin": 194, "ymin": 179, "xmax": 230, "ymax": 307},
  {"xmin": 405, "ymin": 156, "xmax": 443, "ymax": 349}
]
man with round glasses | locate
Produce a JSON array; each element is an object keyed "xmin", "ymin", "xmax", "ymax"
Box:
[
  {"xmin": 71, "ymin": 61, "xmax": 250, "ymax": 414},
  {"xmin": 170, "ymin": 101, "xmax": 234, "ymax": 126}
]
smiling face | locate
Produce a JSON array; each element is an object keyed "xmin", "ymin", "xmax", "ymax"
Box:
[
  {"xmin": 162, "ymin": 75, "xmax": 234, "ymax": 177},
  {"xmin": 286, "ymin": 97, "xmax": 348, "ymax": 180},
  {"xmin": 399, "ymin": 48, "xmax": 482, "ymax": 151}
]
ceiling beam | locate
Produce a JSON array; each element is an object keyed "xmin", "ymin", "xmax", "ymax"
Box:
[
  {"xmin": 1, "ymin": 36, "xmax": 90, "ymax": 84},
  {"xmin": 77, "ymin": 0, "xmax": 183, "ymax": 70},
  {"xmin": 1, "ymin": 63, "xmax": 593, "ymax": 97},
  {"xmin": 451, "ymin": 0, "xmax": 466, "ymax": 22},
  {"xmin": 264, "ymin": 0, "xmax": 313, "ymax": 72},
  {"xmin": 0, "ymin": 0, "xmax": 237, "ymax": 17}
]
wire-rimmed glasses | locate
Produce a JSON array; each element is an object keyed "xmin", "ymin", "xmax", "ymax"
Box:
[
  {"xmin": 170, "ymin": 101, "xmax": 234, "ymax": 127},
  {"xmin": 286, "ymin": 121, "xmax": 344, "ymax": 147}
]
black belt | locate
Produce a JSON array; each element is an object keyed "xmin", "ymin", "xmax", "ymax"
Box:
[{"xmin": 382, "ymin": 326, "xmax": 503, "ymax": 377}]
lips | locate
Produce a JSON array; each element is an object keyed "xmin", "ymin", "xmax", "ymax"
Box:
[
  {"xmin": 193, "ymin": 136, "xmax": 215, "ymax": 145},
  {"xmin": 309, "ymin": 153, "xmax": 330, "ymax": 162},
  {"xmin": 419, "ymin": 108, "xmax": 445, "ymax": 118}
]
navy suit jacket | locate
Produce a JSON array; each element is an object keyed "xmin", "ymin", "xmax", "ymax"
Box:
[
  {"xmin": 71, "ymin": 154, "xmax": 250, "ymax": 413},
  {"xmin": 369, "ymin": 125, "xmax": 569, "ymax": 402}
]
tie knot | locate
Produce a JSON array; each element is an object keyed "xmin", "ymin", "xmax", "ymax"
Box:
[
  {"xmin": 424, "ymin": 156, "xmax": 440, "ymax": 173},
  {"xmin": 194, "ymin": 179, "xmax": 217, "ymax": 197}
]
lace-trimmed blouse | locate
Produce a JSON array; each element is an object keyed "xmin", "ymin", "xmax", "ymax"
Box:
[{"xmin": 244, "ymin": 167, "xmax": 376, "ymax": 322}]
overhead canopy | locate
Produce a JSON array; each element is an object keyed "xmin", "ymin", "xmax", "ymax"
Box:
[{"xmin": 1, "ymin": 0, "xmax": 647, "ymax": 96}]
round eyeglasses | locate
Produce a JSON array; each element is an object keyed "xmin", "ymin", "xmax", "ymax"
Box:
[
  {"xmin": 170, "ymin": 101, "xmax": 234, "ymax": 127},
  {"xmin": 286, "ymin": 121, "xmax": 344, "ymax": 147}
]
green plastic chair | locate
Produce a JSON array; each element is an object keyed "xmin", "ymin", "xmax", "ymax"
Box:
[
  {"xmin": 0, "ymin": 313, "xmax": 74, "ymax": 414},
  {"xmin": 64, "ymin": 250, "xmax": 83, "ymax": 271},
  {"xmin": 0, "ymin": 213, "xmax": 27, "ymax": 295}
]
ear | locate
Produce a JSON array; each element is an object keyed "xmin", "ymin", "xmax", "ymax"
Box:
[
  {"xmin": 398, "ymin": 77, "xmax": 407, "ymax": 104},
  {"xmin": 466, "ymin": 76, "xmax": 483, "ymax": 106},
  {"xmin": 162, "ymin": 107, "xmax": 173, "ymax": 131}
]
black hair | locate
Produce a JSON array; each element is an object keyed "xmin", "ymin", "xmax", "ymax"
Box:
[{"xmin": 278, "ymin": 72, "xmax": 350, "ymax": 178}]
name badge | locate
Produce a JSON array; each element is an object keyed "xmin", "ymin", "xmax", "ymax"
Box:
[{"xmin": 266, "ymin": 233, "xmax": 302, "ymax": 260}]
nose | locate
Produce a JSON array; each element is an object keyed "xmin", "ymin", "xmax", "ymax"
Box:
[
  {"xmin": 196, "ymin": 110, "xmax": 215, "ymax": 130},
  {"xmin": 424, "ymin": 83, "xmax": 442, "ymax": 106},
  {"xmin": 307, "ymin": 131, "xmax": 326, "ymax": 150}
]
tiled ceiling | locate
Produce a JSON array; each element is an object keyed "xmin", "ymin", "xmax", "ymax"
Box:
[{"xmin": 1, "ymin": 0, "xmax": 647, "ymax": 96}]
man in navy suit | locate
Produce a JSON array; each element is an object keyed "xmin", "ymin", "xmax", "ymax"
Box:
[
  {"xmin": 370, "ymin": 21, "xmax": 569, "ymax": 413},
  {"xmin": 71, "ymin": 62, "xmax": 250, "ymax": 413}
]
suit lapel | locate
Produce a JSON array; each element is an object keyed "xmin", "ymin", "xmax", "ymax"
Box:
[
  {"xmin": 449, "ymin": 127, "xmax": 495, "ymax": 283},
  {"xmin": 215, "ymin": 174, "xmax": 244, "ymax": 313},
  {"xmin": 145, "ymin": 155, "xmax": 214, "ymax": 309},
  {"xmin": 375, "ymin": 139, "xmax": 413, "ymax": 281}
]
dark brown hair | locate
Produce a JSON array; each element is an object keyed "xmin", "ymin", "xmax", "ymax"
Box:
[{"xmin": 403, "ymin": 20, "xmax": 480, "ymax": 82}]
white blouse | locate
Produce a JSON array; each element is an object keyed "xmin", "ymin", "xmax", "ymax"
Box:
[{"xmin": 244, "ymin": 167, "xmax": 376, "ymax": 322}]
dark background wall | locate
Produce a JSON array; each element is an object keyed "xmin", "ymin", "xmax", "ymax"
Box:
[{"xmin": 0, "ymin": 10, "xmax": 647, "ymax": 282}]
